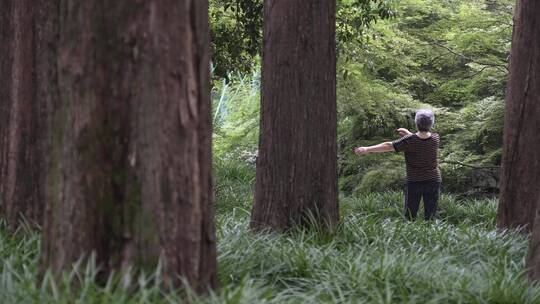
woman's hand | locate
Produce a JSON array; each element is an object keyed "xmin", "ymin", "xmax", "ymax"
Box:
[
  {"xmin": 397, "ymin": 128, "xmax": 412, "ymax": 137},
  {"xmin": 354, "ymin": 147, "xmax": 369, "ymax": 155}
]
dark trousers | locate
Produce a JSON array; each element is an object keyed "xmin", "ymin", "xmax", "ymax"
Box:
[{"xmin": 404, "ymin": 181, "xmax": 441, "ymax": 220}]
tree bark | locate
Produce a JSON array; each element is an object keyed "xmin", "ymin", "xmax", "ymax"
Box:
[
  {"xmin": 497, "ymin": 0, "xmax": 540, "ymax": 232},
  {"xmin": 41, "ymin": 0, "xmax": 217, "ymax": 290},
  {"xmin": 518, "ymin": 0, "xmax": 540, "ymax": 279},
  {"xmin": 527, "ymin": 196, "xmax": 540, "ymax": 281},
  {"xmin": 0, "ymin": 0, "xmax": 54, "ymax": 229},
  {"xmin": 251, "ymin": 0, "xmax": 338, "ymax": 231}
]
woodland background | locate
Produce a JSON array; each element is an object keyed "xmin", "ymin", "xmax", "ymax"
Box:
[
  {"xmin": 212, "ymin": 0, "xmax": 509, "ymax": 197},
  {"xmin": 2, "ymin": 0, "xmax": 540, "ymax": 303}
]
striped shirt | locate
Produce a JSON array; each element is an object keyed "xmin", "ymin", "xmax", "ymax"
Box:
[{"xmin": 392, "ymin": 133, "xmax": 442, "ymax": 182}]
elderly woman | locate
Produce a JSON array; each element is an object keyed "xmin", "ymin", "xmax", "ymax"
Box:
[{"xmin": 354, "ymin": 109, "xmax": 441, "ymax": 220}]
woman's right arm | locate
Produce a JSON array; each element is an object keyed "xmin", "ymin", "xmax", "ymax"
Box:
[{"xmin": 354, "ymin": 142, "xmax": 395, "ymax": 155}]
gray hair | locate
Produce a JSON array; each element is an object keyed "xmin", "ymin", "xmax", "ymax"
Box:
[{"xmin": 415, "ymin": 109, "xmax": 435, "ymax": 132}]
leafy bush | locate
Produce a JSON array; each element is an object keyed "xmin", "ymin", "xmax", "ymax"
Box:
[{"xmin": 355, "ymin": 167, "xmax": 405, "ymax": 194}]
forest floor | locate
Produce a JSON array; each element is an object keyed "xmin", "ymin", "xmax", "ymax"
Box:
[{"xmin": 1, "ymin": 161, "xmax": 539, "ymax": 303}]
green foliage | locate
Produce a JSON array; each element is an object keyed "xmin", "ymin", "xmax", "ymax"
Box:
[
  {"xmin": 213, "ymin": 157, "xmax": 255, "ymax": 216},
  {"xmin": 213, "ymin": 173, "xmax": 537, "ymax": 303},
  {"xmin": 212, "ymin": 72, "xmax": 260, "ymax": 161},
  {"xmin": 210, "ymin": 1, "xmax": 510, "ymax": 196},
  {"xmin": 0, "ymin": 0, "xmax": 519, "ymax": 302},
  {"xmin": 337, "ymin": 64, "xmax": 419, "ymax": 140},
  {"xmin": 355, "ymin": 167, "xmax": 405, "ymax": 194},
  {"xmin": 210, "ymin": 0, "xmax": 396, "ymax": 78},
  {"xmin": 337, "ymin": 0, "xmax": 398, "ymax": 60},
  {"xmin": 343, "ymin": 0, "xmax": 511, "ymax": 105},
  {"xmin": 209, "ymin": 0, "xmax": 263, "ymax": 79},
  {"xmin": 336, "ymin": 0, "xmax": 511, "ymax": 195},
  {"xmin": 336, "ymin": 61, "xmax": 433, "ymax": 194},
  {"xmin": 438, "ymin": 97, "xmax": 503, "ymax": 194},
  {"xmin": 2, "ymin": 171, "xmax": 538, "ymax": 303},
  {"xmin": 451, "ymin": 97, "xmax": 504, "ymax": 156},
  {"xmin": 210, "ymin": 0, "xmax": 512, "ymax": 195}
]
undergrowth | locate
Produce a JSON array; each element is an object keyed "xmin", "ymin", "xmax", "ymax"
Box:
[{"xmin": 0, "ymin": 161, "xmax": 538, "ymax": 303}]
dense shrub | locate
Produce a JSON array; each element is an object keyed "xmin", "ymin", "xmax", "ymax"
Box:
[{"xmin": 355, "ymin": 167, "xmax": 405, "ymax": 194}]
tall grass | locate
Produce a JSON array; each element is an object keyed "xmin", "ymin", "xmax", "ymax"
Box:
[{"xmin": 0, "ymin": 161, "xmax": 538, "ymax": 303}]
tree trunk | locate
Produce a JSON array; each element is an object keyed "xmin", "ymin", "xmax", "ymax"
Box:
[
  {"xmin": 516, "ymin": 1, "xmax": 540, "ymax": 279},
  {"xmin": 497, "ymin": 0, "xmax": 540, "ymax": 232},
  {"xmin": 0, "ymin": 0, "xmax": 53, "ymax": 229},
  {"xmin": 41, "ymin": 0, "xmax": 217, "ymax": 290},
  {"xmin": 527, "ymin": 197, "xmax": 540, "ymax": 281},
  {"xmin": 251, "ymin": 0, "xmax": 338, "ymax": 231}
]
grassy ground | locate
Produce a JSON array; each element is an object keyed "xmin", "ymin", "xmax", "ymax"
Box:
[{"xmin": 0, "ymin": 161, "xmax": 538, "ymax": 303}]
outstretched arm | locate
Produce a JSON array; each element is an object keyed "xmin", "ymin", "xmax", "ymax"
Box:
[
  {"xmin": 354, "ymin": 142, "xmax": 395, "ymax": 155},
  {"xmin": 354, "ymin": 128, "xmax": 412, "ymax": 155},
  {"xmin": 354, "ymin": 128, "xmax": 411, "ymax": 155}
]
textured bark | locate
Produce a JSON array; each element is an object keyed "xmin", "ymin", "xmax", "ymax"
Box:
[
  {"xmin": 519, "ymin": 0, "xmax": 540, "ymax": 279},
  {"xmin": 251, "ymin": 0, "xmax": 338, "ymax": 231},
  {"xmin": 528, "ymin": 196, "xmax": 540, "ymax": 281},
  {"xmin": 0, "ymin": 0, "xmax": 54, "ymax": 229},
  {"xmin": 497, "ymin": 0, "xmax": 540, "ymax": 232},
  {"xmin": 41, "ymin": 0, "xmax": 217, "ymax": 289}
]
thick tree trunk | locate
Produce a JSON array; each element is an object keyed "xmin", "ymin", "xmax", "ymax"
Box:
[
  {"xmin": 528, "ymin": 197, "xmax": 540, "ymax": 281},
  {"xmin": 251, "ymin": 0, "xmax": 338, "ymax": 231},
  {"xmin": 497, "ymin": 0, "xmax": 540, "ymax": 232},
  {"xmin": 41, "ymin": 0, "xmax": 217, "ymax": 289},
  {"xmin": 0, "ymin": 0, "xmax": 53, "ymax": 229},
  {"xmin": 518, "ymin": 0, "xmax": 540, "ymax": 279}
]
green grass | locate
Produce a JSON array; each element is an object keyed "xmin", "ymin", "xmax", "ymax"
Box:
[{"xmin": 0, "ymin": 161, "xmax": 538, "ymax": 303}]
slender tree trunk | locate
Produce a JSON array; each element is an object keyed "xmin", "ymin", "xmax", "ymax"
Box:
[
  {"xmin": 41, "ymin": 0, "xmax": 217, "ymax": 289},
  {"xmin": 0, "ymin": 0, "xmax": 52, "ymax": 229},
  {"xmin": 251, "ymin": 0, "xmax": 338, "ymax": 231},
  {"xmin": 497, "ymin": 0, "xmax": 540, "ymax": 232}
]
